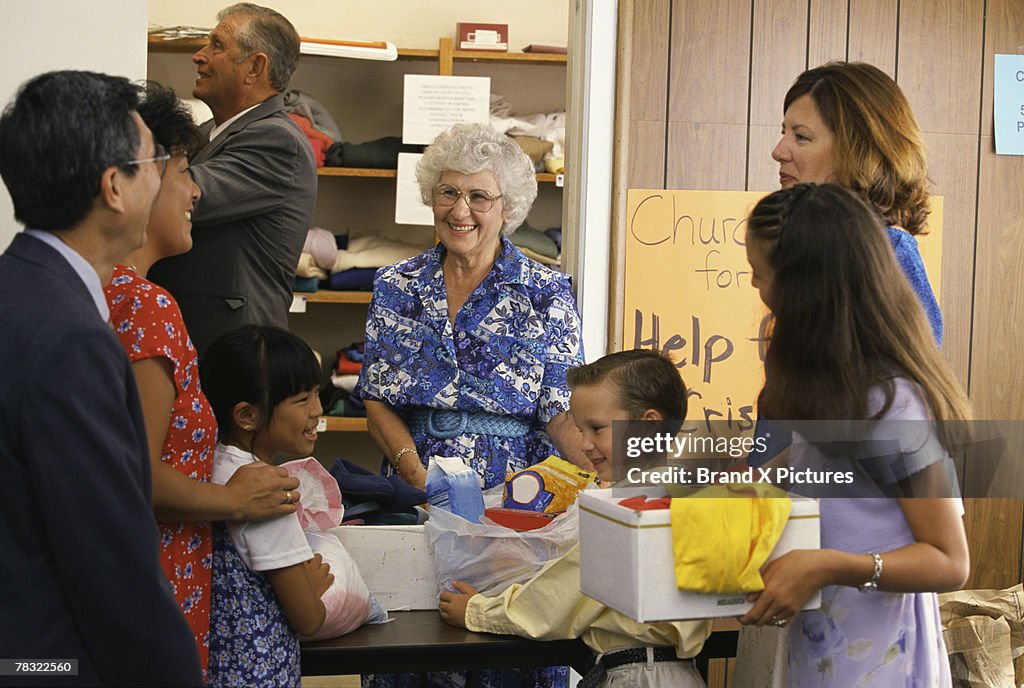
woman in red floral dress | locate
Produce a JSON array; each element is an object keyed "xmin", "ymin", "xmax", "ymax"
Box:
[{"xmin": 104, "ymin": 82, "xmax": 301, "ymax": 677}]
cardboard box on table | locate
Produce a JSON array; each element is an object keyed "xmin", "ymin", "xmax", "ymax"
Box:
[
  {"xmin": 330, "ymin": 525, "xmax": 438, "ymax": 610},
  {"xmin": 578, "ymin": 487, "xmax": 821, "ymax": 622}
]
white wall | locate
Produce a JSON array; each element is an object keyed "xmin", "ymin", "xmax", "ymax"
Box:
[
  {"xmin": 0, "ymin": 1, "xmax": 148, "ymax": 249},
  {"xmin": 148, "ymin": 0, "xmax": 570, "ymax": 51},
  {"xmin": 565, "ymin": 0, "xmax": 616, "ymax": 359}
]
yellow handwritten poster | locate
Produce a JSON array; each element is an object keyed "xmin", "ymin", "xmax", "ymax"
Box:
[{"xmin": 622, "ymin": 189, "xmax": 942, "ymax": 436}]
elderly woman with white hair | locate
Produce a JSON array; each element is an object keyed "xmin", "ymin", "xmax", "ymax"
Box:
[
  {"xmin": 356, "ymin": 123, "xmax": 580, "ymax": 688},
  {"xmin": 356, "ymin": 122, "xmax": 588, "ymax": 497}
]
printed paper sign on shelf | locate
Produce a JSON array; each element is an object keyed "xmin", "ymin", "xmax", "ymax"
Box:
[
  {"xmin": 622, "ymin": 189, "xmax": 942, "ymax": 439},
  {"xmin": 994, "ymin": 54, "xmax": 1024, "ymax": 155},
  {"xmin": 395, "ymin": 153, "xmax": 434, "ymax": 226},
  {"xmin": 402, "ymin": 74, "xmax": 490, "ymax": 145}
]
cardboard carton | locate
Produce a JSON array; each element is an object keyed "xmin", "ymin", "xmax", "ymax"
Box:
[
  {"xmin": 579, "ymin": 487, "xmax": 820, "ymax": 621},
  {"xmin": 329, "ymin": 525, "xmax": 438, "ymax": 610}
]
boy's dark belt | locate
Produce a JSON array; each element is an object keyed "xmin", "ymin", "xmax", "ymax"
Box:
[{"xmin": 578, "ymin": 646, "xmax": 686, "ymax": 687}]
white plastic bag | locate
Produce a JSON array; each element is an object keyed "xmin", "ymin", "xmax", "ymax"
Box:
[
  {"xmin": 300, "ymin": 530, "xmax": 374, "ymax": 641},
  {"xmin": 426, "ymin": 501, "xmax": 579, "ymax": 597},
  {"xmin": 280, "ymin": 457, "xmax": 389, "ymax": 639}
]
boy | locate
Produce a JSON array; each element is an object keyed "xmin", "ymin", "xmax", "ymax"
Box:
[{"xmin": 438, "ymin": 350, "xmax": 710, "ymax": 687}]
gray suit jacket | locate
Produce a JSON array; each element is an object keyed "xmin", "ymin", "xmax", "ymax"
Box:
[{"xmin": 149, "ymin": 94, "xmax": 317, "ymax": 354}]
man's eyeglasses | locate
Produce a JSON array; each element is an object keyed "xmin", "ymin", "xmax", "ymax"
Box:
[
  {"xmin": 431, "ymin": 184, "xmax": 502, "ymax": 213},
  {"xmin": 124, "ymin": 143, "xmax": 171, "ymax": 178}
]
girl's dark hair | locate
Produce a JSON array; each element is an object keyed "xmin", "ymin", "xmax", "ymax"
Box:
[
  {"xmin": 137, "ymin": 81, "xmax": 204, "ymax": 157},
  {"xmin": 747, "ymin": 184, "xmax": 968, "ymax": 450},
  {"xmin": 566, "ymin": 349, "xmax": 687, "ymax": 427},
  {"xmin": 200, "ymin": 325, "xmax": 321, "ymax": 438}
]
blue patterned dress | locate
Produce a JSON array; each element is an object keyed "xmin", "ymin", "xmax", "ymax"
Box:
[
  {"xmin": 356, "ymin": 238, "xmax": 584, "ymax": 489},
  {"xmin": 356, "ymin": 238, "xmax": 583, "ymax": 688},
  {"xmin": 208, "ymin": 525, "xmax": 301, "ymax": 687}
]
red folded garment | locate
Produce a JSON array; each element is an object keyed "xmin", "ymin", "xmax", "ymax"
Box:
[
  {"xmin": 335, "ymin": 357, "xmax": 361, "ymax": 375},
  {"xmin": 618, "ymin": 496, "xmax": 672, "ymax": 511},
  {"xmin": 288, "ymin": 113, "xmax": 332, "ymax": 166}
]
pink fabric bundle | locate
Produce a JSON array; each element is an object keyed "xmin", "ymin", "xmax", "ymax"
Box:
[
  {"xmin": 303, "ymin": 227, "xmax": 338, "ymax": 272},
  {"xmin": 281, "ymin": 457, "xmax": 374, "ymax": 640},
  {"xmin": 283, "ymin": 457, "xmax": 344, "ymax": 530}
]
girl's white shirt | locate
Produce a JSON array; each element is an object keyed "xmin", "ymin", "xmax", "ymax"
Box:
[{"xmin": 212, "ymin": 442, "xmax": 313, "ymax": 571}]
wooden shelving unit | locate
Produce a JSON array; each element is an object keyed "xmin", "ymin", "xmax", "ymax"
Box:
[
  {"xmin": 317, "ymin": 167, "xmax": 558, "ymax": 183},
  {"xmin": 321, "ymin": 416, "xmax": 368, "ymax": 432},
  {"xmin": 294, "ymin": 291, "xmax": 372, "ymax": 304},
  {"xmin": 151, "ymin": 31, "xmax": 566, "ymax": 433},
  {"xmin": 147, "ymin": 34, "xmax": 567, "ymax": 66}
]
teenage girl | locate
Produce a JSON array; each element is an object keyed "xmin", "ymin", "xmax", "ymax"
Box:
[
  {"xmin": 739, "ymin": 184, "xmax": 969, "ymax": 687},
  {"xmin": 200, "ymin": 325, "xmax": 334, "ymax": 687}
]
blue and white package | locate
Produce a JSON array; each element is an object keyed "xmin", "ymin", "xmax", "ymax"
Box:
[{"xmin": 425, "ymin": 457, "xmax": 485, "ymax": 524}]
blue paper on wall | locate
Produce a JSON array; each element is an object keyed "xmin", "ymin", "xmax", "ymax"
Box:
[{"xmin": 994, "ymin": 54, "xmax": 1024, "ymax": 155}]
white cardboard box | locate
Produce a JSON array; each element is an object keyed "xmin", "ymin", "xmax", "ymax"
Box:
[
  {"xmin": 579, "ymin": 487, "xmax": 820, "ymax": 621},
  {"xmin": 329, "ymin": 525, "xmax": 438, "ymax": 610}
]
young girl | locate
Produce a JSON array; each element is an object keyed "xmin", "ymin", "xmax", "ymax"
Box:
[
  {"xmin": 739, "ymin": 184, "xmax": 970, "ymax": 687},
  {"xmin": 439, "ymin": 349, "xmax": 710, "ymax": 688},
  {"xmin": 200, "ymin": 325, "xmax": 335, "ymax": 687}
]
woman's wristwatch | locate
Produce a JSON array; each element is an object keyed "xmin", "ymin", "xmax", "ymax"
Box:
[{"xmin": 858, "ymin": 552, "xmax": 884, "ymax": 593}]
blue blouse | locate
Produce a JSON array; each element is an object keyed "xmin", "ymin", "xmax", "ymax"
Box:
[
  {"xmin": 887, "ymin": 226, "xmax": 942, "ymax": 344},
  {"xmin": 356, "ymin": 238, "xmax": 585, "ymax": 489}
]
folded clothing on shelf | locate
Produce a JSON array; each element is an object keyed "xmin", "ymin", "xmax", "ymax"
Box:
[
  {"xmin": 293, "ymin": 275, "xmax": 319, "ymax": 293},
  {"xmin": 509, "ymin": 223, "xmax": 559, "ymax": 259},
  {"xmin": 325, "ymin": 136, "xmax": 424, "ymax": 168},
  {"xmin": 296, "ymin": 252, "xmax": 329, "ymax": 280},
  {"xmin": 332, "ymin": 342, "xmax": 364, "ymax": 375},
  {"xmin": 304, "ymin": 227, "xmax": 338, "ymax": 271},
  {"xmin": 283, "ymin": 89, "xmax": 343, "ymax": 141},
  {"xmin": 328, "ymin": 267, "xmax": 376, "ymax": 291},
  {"xmin": 332, "ymin": 233, "xmax": 425, "ymax": 273},
  {"xmin": 321, "ymin": 386, "xmax": 366, "ymax": 417}
]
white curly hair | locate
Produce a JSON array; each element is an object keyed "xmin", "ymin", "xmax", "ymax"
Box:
[{"xmin": 415, "ymin": 122, "xmax": 537, "ymax": 235}]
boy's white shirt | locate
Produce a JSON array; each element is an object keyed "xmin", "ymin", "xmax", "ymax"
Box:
[{"xmin": 212, "ymin": 442, "xmax": 313, "ymax": 571}]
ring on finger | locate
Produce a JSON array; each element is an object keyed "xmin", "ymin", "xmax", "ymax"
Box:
[
  {"xmin": 770, "ymin": 616, "xmax": 787, "ymax": 627},
  {"xmin": 285, "ymin": 490, "xmax": 294, "ymax": 504}
]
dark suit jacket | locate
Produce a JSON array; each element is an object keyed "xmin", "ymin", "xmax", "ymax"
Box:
[
  {"xmin": 0, "ymin": 234, "xmax": 202, "ymax": 686},
  {"xmin": 149, "ymin": 93, "xmax": 317, "ymax": 354}
]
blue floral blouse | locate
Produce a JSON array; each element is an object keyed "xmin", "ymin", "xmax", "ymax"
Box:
[{"xmin": 356, "ymin": 238, "xmax": 584, "ymax": 489}]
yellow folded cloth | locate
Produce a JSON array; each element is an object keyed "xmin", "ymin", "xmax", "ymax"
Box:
[{"xmin": 670, "ymin": 482, "xmax": 791, "ymax": 594}]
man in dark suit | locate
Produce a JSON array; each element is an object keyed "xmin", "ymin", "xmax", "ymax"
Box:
[
  {"xmin": 149, "ymin": 3, "xmax": 317, "ymax": 354},
  {"xmin": 0, "ymin": 71, "xmax": 203, "ymax": 686}
]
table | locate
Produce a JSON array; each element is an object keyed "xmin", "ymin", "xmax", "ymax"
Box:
[{"xmin": 301, "ymin": 611, "xmax": 739, "ymax": 677}]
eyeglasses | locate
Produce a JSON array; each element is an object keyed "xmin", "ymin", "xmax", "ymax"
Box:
[
  {"xmin": 124, "ymin": 143, "xmax": 171, "ymax": 178},
  {"xmin": 432, "ymin": 184, "xmax": 502, "ymax": 213}
]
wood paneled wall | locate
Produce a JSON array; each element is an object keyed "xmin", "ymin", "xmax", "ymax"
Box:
[{"xmin": 610, "ymin": 0, "xmax": 1024, "ymax": 589}]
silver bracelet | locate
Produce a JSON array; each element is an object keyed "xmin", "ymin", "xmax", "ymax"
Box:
[{"xmin": 858, "ymin": 552, "xmax": 883, "ymax": 593}]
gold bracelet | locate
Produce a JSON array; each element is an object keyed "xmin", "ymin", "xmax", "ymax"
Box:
[{"xmin": 391, "ymin": 446, "xmax": 419, "ymax": 469}]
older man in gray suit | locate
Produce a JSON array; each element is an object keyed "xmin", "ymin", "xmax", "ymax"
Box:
[{"xmin": 150, "ymin": 3, "xmax": 316, "ymax": 354}]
